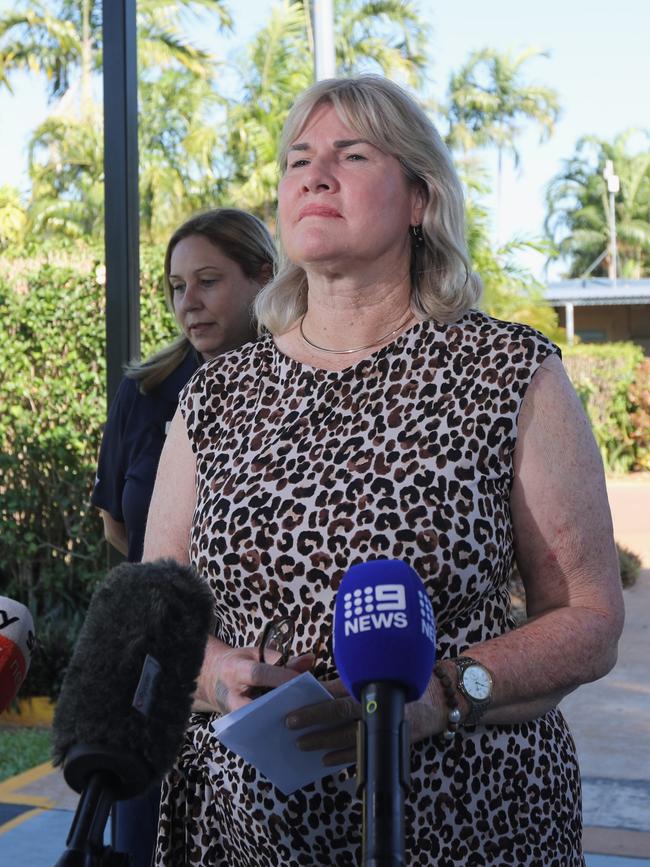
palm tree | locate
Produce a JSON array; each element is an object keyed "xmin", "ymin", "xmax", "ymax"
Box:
[
  {"xmin": 0, "ymin": 0, "xmax": 233, "ymax": 242},
  {"xmin": 545, "ymin": 131, "xmax": 650, "ymax": 279},
  {"xmin": 225, "ymin": 0, "xmax": 429, "ymax": 217},
  {"xmin": 334, "ymin": 0, "xmax": 428, "ymax": 87},
  {"xmin": 446, "ymin": 47, "xmax": 560, "ymax": 239},
  {"xmin": 138, "ymin": 69, "xmax": 227, "ymax": 243},
  {"xmin": 0, "ymin": 184, "xmax": 27, "ymax": 250},
  {"xmin": 0, "ymin": 0, "xmax": 232, "ymax": 115},
  {"xmin": 224, "ymin": 1, "xmax": 312, "ymax": 221},
  {"xmin": 461, "ymin": 164, "xmax": 561, "ymax": 338},
  {"xmin": 25, "ymin": 67, "xmax": 229, "ymax": 244},
  {"xmin": 0, "ymin": 1, "xmax": 86, "ymax": 104},
  {"xmin": 27, "ymin": 109, "xmax": 105, "ymax": 239}
]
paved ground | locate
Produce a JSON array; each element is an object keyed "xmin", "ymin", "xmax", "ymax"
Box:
[
  {"xmin": 1, "ymin": 478, "xmax": 648, "ymax": 864},
  {"xmin": 558, "ymin": 477, "xmax": 650, "ymax": 863},
  {"xmin": 561, "ymin": 568, "xmax": 650, "ymax": 860}
]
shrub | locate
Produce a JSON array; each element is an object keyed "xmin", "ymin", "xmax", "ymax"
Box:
[
  {"xmin": 629, "ymin": 358, "xmax": 650, "ymax": 472},
  {"xmin": 0, "ymin": 245, "xmax": 176, "ymax": 699},
  {"xmin": 563, "ymin": 343, "xmax": 645, "ymax": 473},
  {"xmin": 617, "ymin": 544, "xmax": 642, "ymax": 588},
  {"xmin": 0, "ymin": 263, "xmax": 107, "ymax": 676}
]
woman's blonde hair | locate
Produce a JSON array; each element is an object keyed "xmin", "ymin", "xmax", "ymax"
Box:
[
  {"xmin": 254, "ymin": 74, "xmax": 481, "ymax": 335},
  {"xmin": 126, "ymin": 208, "xmax": 276, "ymax": 392}
]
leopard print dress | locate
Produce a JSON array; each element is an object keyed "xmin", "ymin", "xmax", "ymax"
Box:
[{"xmin": 155, "ymin": 310, "xmax": 584, "ymax": 867}]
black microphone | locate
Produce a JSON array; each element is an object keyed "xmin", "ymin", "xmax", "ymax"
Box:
[
  {"xmin": 333, "ymin": 560, "xmax": 436, "ymax": 867},
  {"xmin": 52, "ymin": 559, "xmax": 214, "ymax": 866}
]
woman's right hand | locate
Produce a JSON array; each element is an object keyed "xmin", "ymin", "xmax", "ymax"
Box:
[{"xmin": 194, "ymin": 637, "xmax": 314, "ymax": 714}]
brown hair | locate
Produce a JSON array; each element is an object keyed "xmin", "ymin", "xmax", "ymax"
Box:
[{"xmin": 127, "ymin": 209, "xmax": 276, "ymax": 392}]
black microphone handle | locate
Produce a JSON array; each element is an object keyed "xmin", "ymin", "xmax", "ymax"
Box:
[{"xmin": 357, "ymin": 682, "xmax": 410, "ymax": 867}]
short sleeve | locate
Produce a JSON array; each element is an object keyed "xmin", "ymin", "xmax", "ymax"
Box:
[{"xmin": 91, "ymin": 377, "xmax": 137, "ymax": 522}]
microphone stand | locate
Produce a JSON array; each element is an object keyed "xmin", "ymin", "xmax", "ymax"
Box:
[
  {"xmin": 53, "ymin": 743, "xmax": 153, "ymax": 866},
  {"xmin": 54, "ymin": 771, "xmax": 131, "ymax": 866}
]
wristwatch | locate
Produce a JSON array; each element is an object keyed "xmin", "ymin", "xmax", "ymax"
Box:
[{"xmin": 452, "ymin": 656, "xmax": 494, "ymax": 725}]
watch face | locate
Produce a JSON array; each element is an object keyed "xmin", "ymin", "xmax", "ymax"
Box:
[{"xmin": 463, "ymin": 665, "xmax": 492, "ymax": 700}]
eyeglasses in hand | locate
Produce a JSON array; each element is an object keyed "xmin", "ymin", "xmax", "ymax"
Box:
[
  {"xmin": 252, "ymin": 616, "xmax": 325, "ymax": 697},
  {"xmin": 258, "ymin": 616, "xmax": 295, "ymax": 667}
]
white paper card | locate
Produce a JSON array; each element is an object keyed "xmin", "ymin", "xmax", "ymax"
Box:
[{"xmin": 211, "ymin": 672, "xmax": 349, "ymax": 794}]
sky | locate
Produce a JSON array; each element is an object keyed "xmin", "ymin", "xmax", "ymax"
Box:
[{"xmin": 0, "ymin": 0, "xmax": 649, "ymax": 281}]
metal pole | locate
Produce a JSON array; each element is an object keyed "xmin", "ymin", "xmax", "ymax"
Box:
[
  {"xmin": 609, "ymin": 189, "xmax": 617, "ymax": 286},
  {"xmin": 313, "ymin": 0, "xmax": 336, "ymax": 80},
  {"xmin": 603, "ymin": 160, "xmax": 619, "ymax": 287},
  {"xmin": 102, "ymin": 0, "xmax": 140, "ymax": 409},
  {"xmin": 565, "ymin": 302, "xmax": 574, "ymax": 346}
]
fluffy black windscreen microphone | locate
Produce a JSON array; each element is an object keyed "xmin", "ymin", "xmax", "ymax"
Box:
[{"xmin": 52, "ymin": 559, "xmax": 214, "ymax": 797}]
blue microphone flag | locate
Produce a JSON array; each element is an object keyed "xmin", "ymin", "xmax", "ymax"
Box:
[{"xmin": 333, "ymin": 560, "xmax": 436, "ymax": 703}]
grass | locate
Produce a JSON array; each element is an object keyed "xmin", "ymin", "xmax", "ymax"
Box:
[{"xmin": 0, "ymin": 727, "xmax": 53, "ymax": 783}]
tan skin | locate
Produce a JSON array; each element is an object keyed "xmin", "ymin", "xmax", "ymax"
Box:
[
  {"xmin": 144, "ymin": 104, "xmax": 624, "ymax": 766},
  {"xmin": 99, "ymin": 234, "xmax": 267, "ymax": 557}
]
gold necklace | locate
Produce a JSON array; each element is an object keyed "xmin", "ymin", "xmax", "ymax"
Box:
[{"xmin": 299, "ymin": 313, "xmax": 413, "ymax": 355}]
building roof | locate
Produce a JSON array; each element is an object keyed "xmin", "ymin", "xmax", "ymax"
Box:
[{"xmin": 545, "ymin": 279, "xmax": 650, "ymax": 306}]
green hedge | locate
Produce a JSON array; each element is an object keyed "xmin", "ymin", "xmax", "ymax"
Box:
[
  {"xmin": 0, "ymin": 247, "xmax": 175, "ymax": 698},
  {"xmin": 563, "ymin": 342, "xmax": 646, "ymax": 473},
  {"xmin": 2, "ymin": 251, "xmax": 648, "ymax": 699},
  {"xmin": 629, "ymin": 358, "xmax": 650, "ymax": 471}
]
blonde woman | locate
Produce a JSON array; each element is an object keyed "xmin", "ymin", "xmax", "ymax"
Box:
[{"xmin": 145, "ymin": 76, "xmax": 623, "ymax": 866}]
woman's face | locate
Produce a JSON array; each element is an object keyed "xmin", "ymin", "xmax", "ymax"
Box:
[
  {"xmin": 169, "ymin": 234, "xmax": 261, "ymax": 360},
  {"xmin": 278, "ymin": 103, "xmax": 423, "ymax": 274}
]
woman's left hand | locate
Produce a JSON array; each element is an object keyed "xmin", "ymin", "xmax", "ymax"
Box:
[{"xmin": 286, "ymin": 677, "xmax": 445, "ymax": 767}]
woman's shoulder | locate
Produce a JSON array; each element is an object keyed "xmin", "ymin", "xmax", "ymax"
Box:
[
  {"xmin": 178, "ymin": 337, "xmax": 272, "ymax": 440},
  {"xmin": 184, "ymin": 335, "xmax": 271, "ymax": 393},
  {"xmin": 454, "ymin": 308, "xmax": 560, "ymax": 360}
]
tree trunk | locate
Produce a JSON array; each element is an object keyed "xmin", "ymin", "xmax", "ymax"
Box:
[
  {"xmin": 495, "ymin": 146, "xmax": 503, "ymax": 247},
  {"xmin": 81, "ymin": 0, "xmax": 92, "ymax": 119}
]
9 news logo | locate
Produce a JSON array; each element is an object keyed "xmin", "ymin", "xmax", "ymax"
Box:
[
  {"xmin": 342, "ymin": 583, "xmax": 436, "ymax": 641},
  {"xmin": 340, "ymin": 582, "xmax": 432, "ymax": 640},
  {"xmin": 342, "ymin": 584, "xmax": 407, "ymax": 635}
]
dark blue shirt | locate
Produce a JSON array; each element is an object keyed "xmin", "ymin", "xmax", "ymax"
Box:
[{"xmin": 91, "ymin": 350, "xmax": 201, "ymax": 562}]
